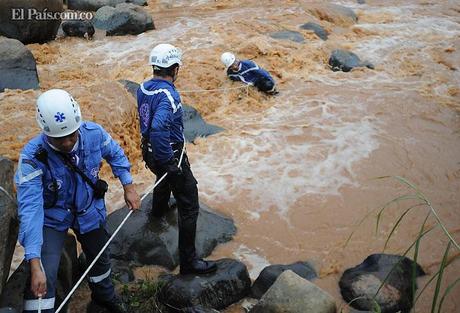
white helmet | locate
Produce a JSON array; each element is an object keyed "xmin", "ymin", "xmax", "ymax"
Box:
[
  {"xmin": 149, "ymin": 43, "xmax": 182, "ymax": 68},
  {"xmin": 36, "ymin": 89, "xmax": 82, "ymax": 138},
  {"xmin": 221, "ymin": 52, "xmax": 236, "ymax": 69}
]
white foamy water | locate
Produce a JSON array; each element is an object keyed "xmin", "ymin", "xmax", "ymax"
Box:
[
  {"xmin": 193, "ymin": 89, "xmax": 379, "ymax": 218},
  {"xmin": 233, "ymin": 244, "xmax": 270, "ymax": 279}
]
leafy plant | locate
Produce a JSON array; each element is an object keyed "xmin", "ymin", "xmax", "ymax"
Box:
[{"xmin": 343, "ymin": 176, "xmax": 459, "ymax": 313}]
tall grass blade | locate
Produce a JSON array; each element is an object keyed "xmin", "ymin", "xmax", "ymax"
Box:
[
  {"xmin": 437, "ymin": 277, "xmax": 460, "ymax": 313},
  {"xmin": 384, "ymin": 203, "xmax": 426, "ymax": 251},
  {"xmin": 430, "ymin": 241, "xmax": 451, "ymax": 313}
]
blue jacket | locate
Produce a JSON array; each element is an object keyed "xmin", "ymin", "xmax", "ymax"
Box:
[
  {"xmin": 227, "ymin": 60, "xmax": 275, "ymax": 85},
  {"xmin": 137, "ymin": 78, "xmax": 184, "ymax": 164},
  {"xmin": 14, "ymin": 122, "xmax": 133, "ymax": 261}
]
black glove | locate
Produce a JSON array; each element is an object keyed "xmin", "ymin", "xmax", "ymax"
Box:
[
  {"xmin": 166, "ymin": 157, "xmax": 181, "ymax": 173},
  {"xmin": 162, "ymin": 157, "xmax": 183, "ymax": 187}
]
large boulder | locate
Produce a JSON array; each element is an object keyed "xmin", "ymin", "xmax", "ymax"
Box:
[
  {"xmin": 299, "ymin": 22, "xmax": 328, "ymax": 40},
  {"xmin": 118, "ymin": 79, "xmax": 224, "ymax": 142},
  {"xmin": 251, "ymin": 261, "xmax": 317, "ymax": 299},
  {"xmin": 0, "ymin": 38, "xmax": 39, "ymax": 92},
  {"xmin": 0, "ymin": 234, "xmax": 79, "ymax": 312},
  {"xmin": 107, "ymin": 195, "xmax": 236, "ymax": 270},
  {"xmin": 62, "ymin": 20, "xmax": 95, "ymax": 39},
  {"xmin": 159, "ymin": 259, "xmax": 251, "ymax": 311},
  {"xmin": 68, "ymin": 0, "xmax": 147, "ymax": 11},
  {"xmin": 249, "ymin": 270, "xmax": 336, "ymax": 313},
  {"xmin": 0, "ymin": 0, "xmax": 63, "ymax": 44},
  {"xmin": 0, "ymin": 157, "xmax": 17, "ymax": 296},
  {"xmin": 269, "ymin": 31, "xmax": 304, "ymax": 43},
  {"xmin": 328, "ymin": 49, "xmax": 374, "ymax": 72},
  {"xmin": 339, "ymin": 254, "xmax": 426, "ymax": 313},
  {"xmin": 92, "ymin": 3, "xmax": 154, "ymax": 36}
]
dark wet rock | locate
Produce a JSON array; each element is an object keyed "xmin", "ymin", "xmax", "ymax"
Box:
[
  {"xmin": 118, "ymin": 79, "xmax": 224, "ymax": 142},
  {"xmin": 357, "ymin": 0, "xmax": 366, "ymax": 4},
  {"xmin": 269, "ymin": 30, "xmax": 304, "ymax": 43},
  {"xmin": 79, "ymin": 253, "xmax": 135, "ymax": 284},
  {"xmin": 0, "ymin": 38, "xmax": 39, "ymax": 92},
  {"xmin": 107, "ymin": 195, "xmax": 236, "ymax": 270},
  {"xmin": 180, "ymin": 305, "xmax": 220, "ymax": 313},
  {"xmin": 182, "ymin": 105, "xmax": 224, "ymax": 142},
  {"xmin": 0, "ymin": 157, "xmax": 17, "ymax": 296},
  {"xmin": 0, "ymin": 308, "xmax": 16, "ymax": 313},
  {"xmin": 328, "ymin": 49, "xmax": 374, "ymax": 72},
  {"xmin": 0, "ymin": 0, "xmax": 63, "ymax": 44},
  {"xmin": 249, "ymin": 270, "xmax": 336, "ymax": 313},
  {"xmin": 251, "ymin": 261, "xmax": 317, "ymax": 299},
  {"xmin": 68, "ymin": 0, "xmax": 123, "ymax": 11},
  {"xmin": 68, "ymin": 0, "xmax": 147, "ymax": 11},
  {"xmin": 0, "ymin": 234, "xmax": 78, "ymax": 312},
  {"xmin": 339, "ymin": 254, "xmax": 426, "ymax": 313},
  {"xmin": 299, "ymin": 22, "xmax": 328, "ymax": 40},
  {"xmin": 62, "ymin": 20, "xmax": 95, "ymax": 39},
  {"xmin": 159, "ymin": 259, "xmax": 250, "ymax": 311},
  {"xmin": 92, "ymin": 3, "xmax": 154, "ymax": 36},
  {"xmin": 126, "ymin": 0, "xmax": 147, "ymax": 5}
]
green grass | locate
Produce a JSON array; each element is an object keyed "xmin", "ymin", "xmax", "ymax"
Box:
[
  {"xmin": 120, "ymin": 279, "xmax": 167, "ymax": 312},
  {"xmin": 342, "ymin": 176, "xmax": 460, "ymax": 313}
]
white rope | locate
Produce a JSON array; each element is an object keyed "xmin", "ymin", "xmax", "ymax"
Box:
[
  {"xmin": 179, "ymin": 84, "xmax": 249, "ymax": 94},
  {"xmin": 38, "ymin": 297, "xmax": 41, "ymax": 313},
  {"xmin": 55, "ymin": 171, "xmax": 169, "ymax": 313}
]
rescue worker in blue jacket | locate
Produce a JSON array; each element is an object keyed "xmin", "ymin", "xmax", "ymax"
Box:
[
  {"xmin": 15, "ymin": 89, "xmax": 140, "ymax": 313},
  {"xmin": 221, "ymin": 52, "xmax": 278, "ymax": 95},
  {"xmin": 137, "ymin": 43, "xmax": 217, "ymax": 275}
]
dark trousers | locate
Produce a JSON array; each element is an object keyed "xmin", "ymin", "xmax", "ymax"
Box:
[
  {"xmin": 254, "ymin": 76, "xmax": 275, "ymax": 93},
  {"xmin": 23, "ymin": 226, "xmax": 114, "ymax": 313},
  {"xmin": 151, "ymin": 153, "xmax": 200, "ymax": 265}
]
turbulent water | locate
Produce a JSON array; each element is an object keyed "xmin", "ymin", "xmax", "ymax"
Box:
[{"xmin": 1, "ymin": 0, "xmax": 460, "ymax": 312}]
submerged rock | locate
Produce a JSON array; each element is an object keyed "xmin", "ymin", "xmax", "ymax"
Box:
[
  {"xmin": 68, "ymin": 0, "xmax": 146, "ymax": 11},
  {"xmin": 92, "ymin": 3, "xmax": 154, "ymax": 36},
  {"xmin": 0, "ymin": 157, "xmax": 18, "ymax": 296},
  {"xmin": 339, "ymin": 254, "xmax": 425, "ymax": 313},
  {"xmin": 269, "ymin": 31, "xmax": 304, "ymax": 43},
  {"xmin": 62, "ymin": 20, "xmax": 95, "ymax": 39},
  {"xmin": 308, "ymin": 4, "xmax": 357, "ymax": 27},
  {"xmin": 328, "ymin": 49, "xmax": 374, "ymax": 72},
  {"xmin": 249, "ymin": 270, "xmax": 336, "ymax": 313},
  {"xmin": 0, "ymin": 234, "xmax": 79, "ymax": 312},
  {"xmin": 251, "ymin": 261, "xmax": 317, "ymax": 299},
  {"xmin": 299, "ymin": 22, "xmax": 328, "ymax": 40},
  {"xmin": 107, "ymin": 195, "xmax": 236, "ymax": 270},
  {"xmin": 159, "ymin": 259, "xmax": 251, "ymax": 311},
  {"xmin": 118, "ymin": 79, "xmax": 224, "ymax": 142},
  {"xmin": 0, "ymin": 0, "xmax": 63, "ymax": 44},
  {"xmin": 0, "ymin": 38, "xmax": 39, "ymax": 92}
]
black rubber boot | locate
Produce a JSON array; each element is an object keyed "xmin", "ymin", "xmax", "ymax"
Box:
[
  {"xmin": 93, "ymin": 294, "xmax": 128, "ymax": 313},
  {"xmin": 180, "ymin": 259, "xmax": 218, "ymax": 275}
]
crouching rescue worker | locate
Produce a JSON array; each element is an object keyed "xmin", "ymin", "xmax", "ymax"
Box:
[
  {"xmin": 15, "ymin": 89, "xmax": 140, "ymax": 313},
  {"xmin": 137, "ymin": 43, "xmax": 217, "ymax": 275},
  {"xmin": 220, "ymin": 52, "xmax": 278, "ymax": 95}
]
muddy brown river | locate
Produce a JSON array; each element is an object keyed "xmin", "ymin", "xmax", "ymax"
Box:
[{"xmin": 1, "ymin": 0, "xmax": 459, "ymax": 312}]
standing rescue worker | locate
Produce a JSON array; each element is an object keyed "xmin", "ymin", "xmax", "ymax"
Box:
[
  {"xmin": 221, "ymin": 52, "xmax": 278, "ymax": 95},
  {"xmin": 15, "ymin": 89, "xmax": 140, "ymax": 313},
  {"xmin": 137, "ymin": 43, "xmax": 217, "ymax": 275}
]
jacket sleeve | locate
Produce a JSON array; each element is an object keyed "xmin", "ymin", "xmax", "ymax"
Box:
[
  {"xmin": 100, "ymin": 127, "xmax": 133, "ymax": 186},
  {"xmin": 227, "ymin": 68, "xmax": 240, "ymax": 81},
  {"xmin": 14, "ymin": 154, "xmax": 45, "ymax": 261},
  {"xmin": 150, "ymin": 94, "xmax": 174, "ymax": 164}
]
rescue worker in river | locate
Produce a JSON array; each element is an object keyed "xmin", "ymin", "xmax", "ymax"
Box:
[
  {"xmin": 137, "ymin": 43, "xmax": 218, "ymax": 275},
  {"xmin": 221, "ymin": 52, "xmax": 279, "ymax": 95},
  {"xmin": 15, "ymin": 89, "xmax": 140, "ymax": 313}
]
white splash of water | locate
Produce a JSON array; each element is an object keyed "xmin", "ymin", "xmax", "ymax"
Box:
[{"xmin": 233, "ymin": 244, "xmax": 271, "ymax": 279}]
